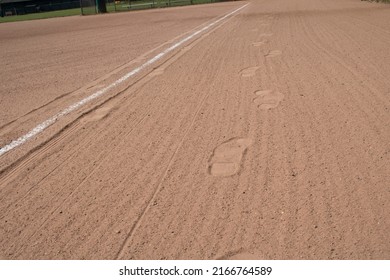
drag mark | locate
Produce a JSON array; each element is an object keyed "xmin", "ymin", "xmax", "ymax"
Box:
[{"xmin": 114, "ymin": 3, "xmax": 250, "ymax": 259}]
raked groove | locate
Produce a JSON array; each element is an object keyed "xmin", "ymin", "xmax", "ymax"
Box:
[{"xmin": 0, "ymin": 3, "xmax": 249, "ymax": 157}]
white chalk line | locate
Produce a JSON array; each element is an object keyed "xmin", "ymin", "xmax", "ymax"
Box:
[{"xmin": 0, "ymin": 3, "xmax": 248, "ymax": 157}]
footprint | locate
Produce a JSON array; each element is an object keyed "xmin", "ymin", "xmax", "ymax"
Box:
[
  {"xmin": 265, "ymin": 50, "xmax": 282, "ymax": 58},
  {"xmin": 252, "ymin": 40, "xmax": 268, "ymax": 47},
  {"xmin": 81, "ymin": 106, "xmax": 113, "ymax": 123},
  {"xmin": 149, "ymin": 67, "xmax": 165, "ymax": 77},
  {"xmin": 183, "ymin": 45, "xmax": 193, "ymax": 51},
  {"xmin": 209, "ymin": 138, "xmax": 252, "ymax": 177},
  {"xmin": 239, "ymin": 66, "xmax": 259, "ymax": 78},
  {"xmin": 253, "ymin": 90, "xmax": 284, "ymax": 110}
]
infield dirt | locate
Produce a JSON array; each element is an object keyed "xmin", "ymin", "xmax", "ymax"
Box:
[{"xmin": 0, "ymin": 0, "xmax": 389, "ymax": 259}]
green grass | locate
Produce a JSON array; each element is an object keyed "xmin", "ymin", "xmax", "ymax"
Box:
[
  {"xmin": 0, "ymin": 0, "xmax": 225, "ymax": 23},
  {"xmin": 0, "ymin": 8, "xmax": 81, "ymax": 23},
  {"xmin": 108, "ymin": 0, "xmax": 221, "ymax": 12}
]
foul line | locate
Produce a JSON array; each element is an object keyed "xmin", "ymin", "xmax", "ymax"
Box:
[{"xmin": 0, "ymin": 3, "xmax": 248, "ymax": 157}]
